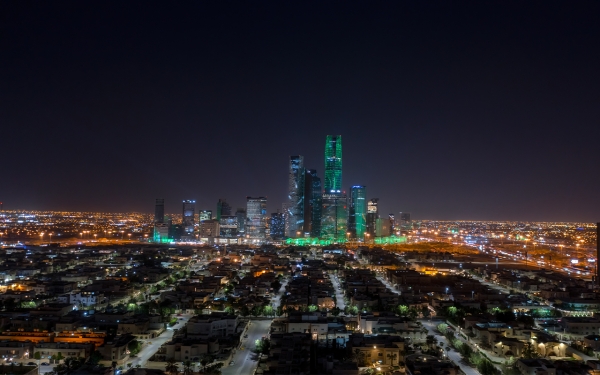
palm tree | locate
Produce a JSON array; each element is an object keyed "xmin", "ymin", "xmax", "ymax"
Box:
[
  {"xmin": 387, "ymin": 352, "xmax": 398, "ymax": 366},
  {"xmin": 165, "ymin": 358, "xmax": 179, "ymax": 375},
  {"xmin": 200, "ymin": 354, "xmax": 213, "ymax": 372},
  {"xmin": 183, "ymin": 360, "xmax": 194, "ymax": 375},
  {"xmin": 353, "ymin": 349, "xmax": 365, "ymax": 366}
]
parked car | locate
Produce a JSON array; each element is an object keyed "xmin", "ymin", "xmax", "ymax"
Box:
[
  {"xmin": 41, "ymin": 363, "xmax": 49, "ymax": 366},
  {"xmin": 27, "ymin": 362, "xmax": 35, "ymax": 366}
]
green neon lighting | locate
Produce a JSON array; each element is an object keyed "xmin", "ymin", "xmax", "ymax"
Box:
[
  {"xmin": 324, "ymin": 135, "xmax": 342, "ymax": 192},
  {"xmin": 285, "ymin": 235, "xmax": 407, "ymax": 246}
]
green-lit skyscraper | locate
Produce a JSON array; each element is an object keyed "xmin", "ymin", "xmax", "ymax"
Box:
[
  {"xmin": 324, "ymin": 135, "xmax": 343, "ymax": 193},
  {"xmin": 321, "ymin": 135, "xmax": 347, "ymax": 240},
  {"xmin": 349, "ymin": 185, "xmax": 367, "ymax": 239}
]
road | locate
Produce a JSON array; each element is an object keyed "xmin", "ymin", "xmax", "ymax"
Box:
[
  {"xmin": 222, "ymin": 319, "xmax": 272, "ymax": 375},
  {"xmin": 271, "ymin": 277, "xmax": 289, "ymax": 311},
  {"xmin": 129, "ymin": 313, "xmax": 194, "ymax": 368},
  {"xmin": 420, "ymin": 320, "xmax": 481, "ymax": 375},
  {"xmin": 329, "ymin": 273, "xmax": 346, "ymax": 310}
]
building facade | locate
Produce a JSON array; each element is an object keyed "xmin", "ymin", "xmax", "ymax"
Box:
[
  {"xmin": 324, "ymin": 135, "xmax": 343, "ymax": 193},
  {"xmin": 216, "ymin": 199, "xmax": 231, "ymax": 220},
  {"xmin": 321, "ymin": 135, "xmax": 346, "ymax": 240},
  {"xmin": 246, "ymin": 197, "xmax": 267, "ymax": 240},
  {"xmin": 199, "ymin": 210, "xmax": 212, "ymax": 222},
  {"xmin": 366, "ymin": 198, "xmax": 379, "ymax": 237},
  {"xmin": 270, "ymin": 212, "xmax": 286, "ymax": 240},
  {"xmin": 303, "ymin": 169, "xmax": 322, "ymax": 237},
  {"xmin": 286, "ymin": 155, "xmax": 305, "ymax": 238},
  {"xmin": 154, "ymin": 198, "xmax": 164, "ymax": 223},
  {"xmin": 349, "ymin": 186, "xmax": 367, "ymax": 239},
  {"xmin": 219, "ymin": 215, "xmax": 238, "ymax": 238},
  {"xmin": 182, "ymin": 200, "xmax": 196, "ymax": 236}
]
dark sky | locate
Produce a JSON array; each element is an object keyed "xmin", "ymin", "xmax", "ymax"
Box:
[{"xmin": 1, "ymin": 1, "xmax": 600, "ymax": 221}]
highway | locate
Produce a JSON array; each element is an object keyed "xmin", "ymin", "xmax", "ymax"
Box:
[{"xmin": 222, "ymin": 319, "xmax": 272, "ymax": 375}]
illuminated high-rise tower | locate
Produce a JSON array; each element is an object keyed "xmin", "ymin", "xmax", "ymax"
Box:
[
  {"xmin": 246, "ymin": 197, "xmax": 267, "ymax": 239},
  {"xmin": 286, "ymin": 155, "xmax": 305, "ymax": 237},
  {"xmin": 324, "ymin": 135, "xmax": 343, "ymax": 193},
  {"xmin": 321, "ymin": 135, "xmax": 346, "ymax": 240},
  {"xmin": 303, "ymin": 169, "xmax": 322, "ymax": 237},
  {"xmin": 182, "ymin": 200, "xmax": 196, "ymax": 235},
  {"xmin": 366, "ymin": 198, "xmax": 379, "ymax": 237},
  {"xmin": 349, "ymin": 186, "xmax": 367, "ymax": 239}
]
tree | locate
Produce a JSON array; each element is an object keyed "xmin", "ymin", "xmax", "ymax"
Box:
[
  {"xmin": 224, "ymin": 306, "xmax": 235, "ymax": 314},
  {"xmin": 308, "ymin": 305, "xmax": 319, "ymax": 312},
  {"xmin": 522, "ymin": 343, "xmax": 540, "ymax": 359},
  {"xmin": 477, "ymin": 359, "xmax": 498, "ymax": 375},
  {"xmin": 240, "ymin": 305, "xmax": 250, "ymax": 317},
  {"xmin": 387, "ymin": 352, "xmax": 398, "ymax": 366},
  {"xmin": 353, "ymin": 349, "xmax": 366, "ymax": 366},
  {"xmin": 421, "ymin": 305, "xmax": 430, "ymax": 318},
  {"xmin": 183, "ymin": 360, "xmax": 194, "ymax": 375},
  {"xmin": 263, "ymin": 305, "xmax": 274, "ymax": 316},
  {"xmin": 271, "ymin": 280, "xmax": 282, "ymax": 292},
  {"xmin": 128, "ymin": 339, "xmax": 142, "ymax": 356},
  {"xmin": 200, "ymin": 354, "xmax": 214, "ymax": 372},
  {"xmin": 397, "ymin": 305, "xmax": 409, "ymax": 316},
  {"xmin": 87, "ymin": 351, "xmax": 103, "ymax": 365},
  {"xmin": 437, "ymin": 323, "xmax": 448, "ymax": 335},
  {"xmin": 165, "ymin": 358, "xmax": 179, "ymax": 375},
  {"xmin": 331, "ymin": 307, "xmax": 341, "ymax": 316},
  {"xmin": 426, "ymin": 335, "xmax": 437, "ymax": 349},
  {"xmin": 255, "ymin": 338, "xmax": 271, "ymax": 354},
  {"xmin": 55, "ymin": 352, "xmax": 65, "ymax": 364}
]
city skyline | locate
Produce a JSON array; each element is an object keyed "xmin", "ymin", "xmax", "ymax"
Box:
[{"xmin": 2, "ymin": 2, "xmax": 600, "ymax": 221}]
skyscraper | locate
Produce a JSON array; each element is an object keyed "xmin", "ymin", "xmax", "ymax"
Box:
[
  {"xmin": 216, "ymin": 199, "xmax": 231, "ymax": 220},
  {"xmin": 270, "ymin": 211, "xmax": 285, "ymax": 240},
  {"xmin": 303, "ymin": 169, "xmax": 322, "ymax": 237},
  {"xmin": 321, "ymin": 135, "xmax": 346, "ymax": 240},
  {"xmin": 349, "ymin": 186, "xmax": 367, "ymax": 239},
  {"xmin": 324, "ymin": 135, "xmax": 343, "ymax": 193},
  {"xmin": 366, "ymin": 198, "xmax": 379, "ymax": 237},
  {"xmin": 246, "ymin": 197, "xmax": 267, "ymax": 239},
  {"xmin": 182, "ymin": 200, "xmax": 195, "ymax": 235},
  {"xmin": 199, "ymin": 210, "xmax": 212, "ymax": 222},
  {"xmin": 389, "ymin": 214, "xmax": 396, "ymax": 235},
  {"xmin": 235, "ymin": 208, "xmax": 246, "ymax": 234},
  {"xmin": 400, "ymin": 212, "xmax": 411, "ymax": 231},
  {"xmin": 154, "ymin": 198, "xmax": 165, "ymax": 224},
  {"xmin": 321, "ymin": 194, "xmax": 347, "ymax": 240},
  {"xmin": 219, "ymin": 215, "xmax": 239, "ymax": 237},
  {"xmin": 286, "ymin": 155, "xmax": 305, "ymax": 237}
]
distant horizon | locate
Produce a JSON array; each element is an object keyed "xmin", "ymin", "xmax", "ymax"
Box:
[{"xmin": 0, "ymin": 208, "xmax": 597, "ymax": 224}]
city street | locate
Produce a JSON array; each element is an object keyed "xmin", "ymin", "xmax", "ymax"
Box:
[
  {"xmin": 222, "ymin": 320, "xmax": 272, "ymax": 375},
  {"xmin": 271, "ymin": 277, "xmax": 289, "ymax": 311},
  {"xmin": 129, "ymin": 313, "xmax": 194, "ymax": 368},
  {"xmin": 329, "ymin": 273, "xmax": 346, "ymax": 310},
  {"xmin": 420, "ymin": 320, "xmax": 481, "ymax": 375}
]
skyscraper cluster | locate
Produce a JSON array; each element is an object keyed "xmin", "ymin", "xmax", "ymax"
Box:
[
  {"xmin": 283, "ymin": 135, "xmax": 393, "ymax": 242},
  {"xmin": 151, "ymin": 134, "xmax": 411, "ymax": 244}
]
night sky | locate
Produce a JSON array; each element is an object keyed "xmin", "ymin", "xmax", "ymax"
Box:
[{"xmin": 2, "ymin": 1, "xmax": 600, "ymax": 221}]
